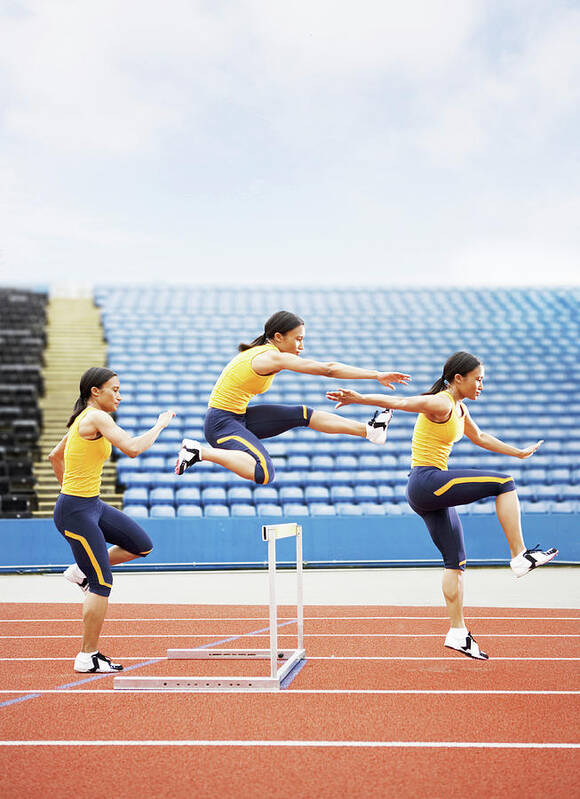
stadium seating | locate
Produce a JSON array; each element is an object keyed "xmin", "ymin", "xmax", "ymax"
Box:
[
  {"xmin": 0, "ymin": 289, "xmax": 46, "ymax": 518},
  {"xmin": 92, "ymin": 286, "xmax": 580, "ymax": 518}
]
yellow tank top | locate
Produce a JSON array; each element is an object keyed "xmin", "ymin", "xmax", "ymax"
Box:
[
  {"xmin": 61, "ymin": 408, "xmax": 112, "ymax": 497},
  {"xmin": 411, "ymin": 391, "xmax": 465, "ymax": 471},
  {"xmin": 208, "ymin": 344, "xmax": 278, "ymax": 414}
]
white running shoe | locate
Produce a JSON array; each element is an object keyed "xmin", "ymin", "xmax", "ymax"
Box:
[
  {"xmin": 445, "ymin": 630, "xmax": 489, "ymax": 660},
  {"xmin": 175, "ymin": 438, "xmax": 202, "ymax": 475},
  {"xmin": 366, "ymin": 409, "xmax": 393, "ymax": 445},
  {"xmin": 510, "ymin": 546, "xmax": 559, "ymax": 578},
  {"xmin": 64, "ymin": 563, "xmax": 88, "ymax": 593},
  {"xmin": 74, "ymin": 651, "xmax": 123, "ymax": 673}
]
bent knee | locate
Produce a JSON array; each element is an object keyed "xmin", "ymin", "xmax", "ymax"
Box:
[{"xmin": 254, "ymin": 460, "xmax": 275, "ymax": 485}]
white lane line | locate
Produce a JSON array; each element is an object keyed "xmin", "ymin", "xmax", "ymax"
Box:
[
  {"xmin": 2, "ymin": 616, "xmax": 578, "ymax": 622},
  {"xmin": 0, "ymin": 740, "xmax": 577, "ymax": 748},
  {"xmin": 0, "ymin": 689, "xmax": 578, "ymax": 696},
  {"xmin": 2, "ymin": 633, "xmax": 577, "ymax": 639},
  {"xmin": 1, "ymin": 656, "xmax": 579, "ymax": 662}
]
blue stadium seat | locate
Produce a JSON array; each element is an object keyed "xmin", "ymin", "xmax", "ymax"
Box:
[
  {"xmin": 311, "ymin": 455, "xmax": 335, "ymax": 470},
  {"xmin": 279, "ymin": 486, "xmax": 304, "ymax": 503},
  {"xmin": 354, "ymin": 485, "xmax": 378, "ymax": 503},
  {"xmin": 175, "ymin": 487, "xmax": 201, "ymax": 505},
  {"xmin": 150, "ymin": 487, "xmax": 174, "ymax": 504},
  {"xmin": 330, "ymin": 485, "xmax": 355, "ymax": 503},
  {"xmin": 378, "ymin": 485, "xmax": 395, "ymax": 501},
  {"xmin": 309, "ymin": 504, "xmax": 337, "ymax": 516},
  {"xmin": 359, "ymin": 455, "xmax": 382, "ymax": 470},
  {"xmin": 123, "ymin": 487, "xmax": 148, "ymax": 506},
  {"xmin": 359, "ymin": 503, "xmax": 386, "ymax": 515},
  {"xmin": 227, "ymin": 486, "xmax": 253, "ymax": 504},
  {"xmin": 335, "ymin": 503, "xmax": 363, "ymax": 515},
  {"xmin": 150, "ymin": 505, "xmax": 176, "ymax": 518},
  {"xmin": 304, "ymin": 486, "xmax": 330, "ymax": 503},
  {"xmin": 282, "ymin": 503, "xmax": 309, "ymax": 516},
  {"xmin": 177, "ymin": 505, "xmax": 202, "ymax": 517},
  {"xmin": 201, "ymin": 487, "xmax": 227, "ymax": 505},
  {"xmin": 124, "ymin": 505, "xmax": 148, "ymax": 519},
  {"xmin": 231, "ymin": 504, "xmax": 257, "ymax": 517},
  {"xmin": 257, "ymin": 504, "xmax": 283, "ymax": 517},
  {"xmin": 204, "ymin": 505, "xmax": 229, "ymax": 517},
  {"xmin": 253, "ymin": 486, "xmax": 279, "ymax": 505}
]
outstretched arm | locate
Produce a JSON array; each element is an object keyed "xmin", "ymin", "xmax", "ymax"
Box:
[
  {"xmin": 326, "ymin": 388, "xmax": 452, "ymax": 421},
  {"xmin": 253, "ymin": 350, "xmax": 411, "ymax": 389},
  {"xmin": 83, "ymin": 409, "xmax": 176, "ymax": 458},
  {"xmin": 464, "ymin": 411, "xmax": 543, "ymax": 459}
]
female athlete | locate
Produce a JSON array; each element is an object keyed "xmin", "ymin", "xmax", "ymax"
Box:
[
  {"xmin": 175, "ymin": 310, "xmax": 410, "ymax": 484},
  {"xmin": 49, "ymin": 367, "xmax": 175, "ymax": 673},
  {"xmin": 327, "ymin": 351, "xmax": 558, "ymax": 660}
]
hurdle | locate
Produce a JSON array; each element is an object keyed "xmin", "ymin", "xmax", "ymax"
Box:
[{"xmin": 114, "ymin": 522, "xmax": 305, "ymax": 692}]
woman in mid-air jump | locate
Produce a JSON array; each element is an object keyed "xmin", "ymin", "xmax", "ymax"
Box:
[
  {"xmin": 327, "ymin": 350, "xmax": 558, "ymax": 660},
  {"xmin": 176, "ymin": 310, "xmax": 410, "ymax": 484}
]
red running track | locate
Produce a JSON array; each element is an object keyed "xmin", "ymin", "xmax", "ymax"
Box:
[{"xmin": 0, "ymin": 604, "xmax": 578, "ymax": 799}]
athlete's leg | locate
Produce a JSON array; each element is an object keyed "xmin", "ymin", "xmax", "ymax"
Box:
[
  {"xmin": 309, "ymin": 409, "xmax": 365, "ymax": 437},
  {"xmin": 442, "ymin": 568, "xmax": 465, "ymax": 628},
  {"xmin": 495, "ymin": 489, "xmax": 525, "ymax": 558},
  {"xmin": 202, "ymin": 408, "xmax": 274, "ymax": 484},
  {"xmin": 97, "ymin": 502, "xmax": 154, "ymax": 565},
  {"xmin": 198, "ymin": 445, "xmax": 257, "ymax": 480},
  {"xmin": 81, "ymin": 592, "xmax": 109, "ymax": 653}
]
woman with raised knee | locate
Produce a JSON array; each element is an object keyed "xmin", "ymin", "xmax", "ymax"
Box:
[
  {"xmin": 327, "ymin": 351, "xmax": 558, "ymax": 660},
  {"xmin": 49, "ymin": 367, "xmax": 175, "ymax": 673}
]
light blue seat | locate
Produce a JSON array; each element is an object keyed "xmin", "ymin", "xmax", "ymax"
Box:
[
  {"xmin": 359, "ymin": 503, "xmax": 386, "ymax": 515},
  {"xmin": 383, "ymin": 503, "xmax": 404, "ymax": 515},
  {"xmin": 116, "ymin": 459, "xmax": 141, "ymax": 477},
  {"xmin": 521, "ymin": 468, "xmax": 547, "ymax": 485},
  {"xmin": 559, "ymin": 485, "xmax": 580, "ymax": 500},
  {"xmin": 288, "ymin": 455, "xmax": 310, "ymax": 470},
  {"xmin": 311, "ymin": 455, "xmax": 335, "ymax": 470},
  {"xmin": 279, "ymin": 486, "xmax": 304, "ymax": 503},
  {"xmin": 524, "ymin": 501, "xmax": 551, "ymax": 513},
  {"xmin": 309, "ymin": 503, "xmax": 336, "ymax": 516},
  {"xmin": 150, "ymin": 505, "xmax": 176, "ymax": 518},
  {"xmin": 227, "ymin": 486, "xmax": 253, "ymax": 504},
  {"xmin": 257, "ymin": 504, "xmax": 283, "ymax": 517},
  {"xmin": 282, "ymin": 503, "xmax": 309, "ymax": 516},
  {"xmin": 177, "ymin": 505, "xmax": 202, "ymax": 517},
  {"xmin": 330, "ymin": 485, "xmax": 355, "ymax": 503},
  {"xmin": 123, "ymin": 487, "xmax": 148, "ymax": 506},
  {"xmin": 175, "ymin": 487, "xmax": 201, "ymax": 505},
  {"xmin": 471, "ymin": 502, "xmax": 494, "ymax": 514},
  {"xmin": 120, "ymin": 472, "xmax": 155, "ymax": 488},
  {"xmin": 231, "ymin": 504, "xmax": 257, "ymax": 517},
  {"xmin": 326, "ymin": 470, "xmax": 353, "ymax": 487},
  {"xmin": 142, "ymin": 456, "xmax": 167, "ymax": 471},
  {"xmin": 124, "ymin": 505, "xmax": 148, "ymax": 518},
  {"xmin": 253, "ymin": 486, "xmax": 279, "ymax": 505},
  {"xmin": 335, "ymin": 503, "xmax": 363, "ymax": 515},
  {"xmin": 275, "ymin": 471, "xmax": 304, "ymax": 487},
  {"xmin": 150, "ymin": 473, "xmax": 179, "ymax": 487},
  {"xmin": 204, "ymin": 504, "xmax": 230, "ymax": 517},
  {"xmin": 336, "ymin": 455, "xmax": 357, "ymax": 470},
  {"xmin": 549, "ymin": 468, "xmax": 570, "ymax": 484},
  {"xmin": 378, "ymin": 485, "xmax": 394, "ymax": 501},
  {"xmin": 150, "ymin": 487, "xmax": 174, "ymax": 504},
  {"xmin": 550, "ymin": 501, "xmax": 575, "ymax": 513},
  {"xmin": 304, "ymin": 485, "xmax": 330, "ymax": 503},
  {"xmin": 201, "ymin": 487, "xmax": 227, "ymax": 505},
  {"xmin": 380, "ymin": 454, "xmax": 398, "ymax": 469},
  {"xmin": 535, "ymin": 486, "xmax": 558, "ymax": 500},
  {"xmin": 392, "ymin": 485, "xmax": 408, "ymax": 502},
  {"xmin": 359, "ymin": 455, "xmax": 382, "ymax": 470},
  {"xmin": 354, "ymin": 485, "xmax": 378, "ymax": 502}
]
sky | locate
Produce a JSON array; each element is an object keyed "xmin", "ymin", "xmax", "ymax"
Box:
[{"xmin": 1, "ymin": 0, "xmax": 579, "ymax": 287}]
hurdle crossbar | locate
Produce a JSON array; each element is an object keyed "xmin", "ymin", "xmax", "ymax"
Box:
[{"xmin": 114, "ymin": 522, "xmax": 305, "ymax": 692}]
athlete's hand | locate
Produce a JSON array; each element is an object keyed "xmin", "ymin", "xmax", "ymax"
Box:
[
  {"xmin": 377, "ymin": 371, "xmax": 411, "ymax": 389},
  {"xmin": 326, "ymin": 388, "xmax": 364, "ymax": 408},
  {"xmin": 517, "ymin": 440, "xmax": 544, "ymax": 459},
  {"xmin": 157, "ymin": 410, "xmax": 176, "ymax": 429}
]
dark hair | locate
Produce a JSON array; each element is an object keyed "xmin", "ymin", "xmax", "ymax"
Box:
[
  {"xmin": 67, "ymin": 367, "xmax": 118, "ymax": 427},
  {"xmin": 424, "ymin": 351, "xmax": 482, "ymax": 395},
  {"xmin": 238, "ymin": 311, "xmax": 305, "ymax": 352}
]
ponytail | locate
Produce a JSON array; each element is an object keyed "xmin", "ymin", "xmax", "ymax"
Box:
[
  {"xmin": 67, "ymin": 367, "xmax": 117, "ymax": 427},
  {"xmin": 423, "ymin": 351, "xmax": 481, "ymax": 395},
  {"xmin": 238, "ymin": 310, "xmax": 305, "ymax": 353}
]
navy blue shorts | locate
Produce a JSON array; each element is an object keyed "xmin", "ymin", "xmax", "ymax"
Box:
[
  {"xmin": 204, "ymin": 404, "xmax": 314, "ymax": 484},
  {"xmin": 406, "ymin": 466, "xmax": 516, "ymax": 570},
  {"xmin": 54, "ymin": 494, "xmax": 153, "ymax": 597}
]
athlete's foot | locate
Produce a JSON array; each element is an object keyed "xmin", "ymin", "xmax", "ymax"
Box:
[
  {"xmin": 63, "ymin": 563, "xmax": 88, "ymax": 593},
  {"xmin": 175, "ymin": 439, "xmax": 202, "ymax": 475},
  {"xmin": 510, "ymin": 546, "xmax": 558, "ymax": 578},
  {"xmin": 74, "ymin": 651, "xmax": 123, "ymax": 673},
  {"xmin": 366, "ymin": 409, "xmax": 393, "ymax": 445},
  {"xmin": 444, "ymin": 630, "xmax": 489, "ymax": 660}
]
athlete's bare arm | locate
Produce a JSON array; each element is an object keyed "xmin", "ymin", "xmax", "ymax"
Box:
[
  {"xmin": 80, "ymin": 408, "xmax": 176, "ymax": 458},
  {"xmin": 327, "ymin": 388, "xmax": 452, "ymax": 421}
]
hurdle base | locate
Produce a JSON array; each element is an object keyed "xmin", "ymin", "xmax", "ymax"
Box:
[
  {"xmin": 167, "ymin": 648, "xmax": 295, "ymax": 660},
  {"xmin": 114, "ymin": 648, "xmax": 306, "ymax": 692}
]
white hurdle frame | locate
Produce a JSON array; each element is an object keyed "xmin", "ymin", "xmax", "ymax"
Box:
[{"xmin": 114, "ymin": 522, "xmax": 305, "ymax": 692}]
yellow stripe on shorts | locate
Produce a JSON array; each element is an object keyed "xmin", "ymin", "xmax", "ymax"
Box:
[
  {"xmin": 64, "ymin": 530, "xmax": 112, "ymax": 588},
  {"xmin": 434, "ymin": 475, "xmax": 513, "ymax": 496},
  {"xmin": 302, "ymin": 405, "xmax": 308, "ymax": 420},
  {"xmin": 216, "ymin": 434, "xmax": 270, "ymax": 484}
]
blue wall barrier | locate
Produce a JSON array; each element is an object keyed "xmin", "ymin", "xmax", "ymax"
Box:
[{"xmin": 0, "ymin": 514, "xmax": 577, "ymax": 573}]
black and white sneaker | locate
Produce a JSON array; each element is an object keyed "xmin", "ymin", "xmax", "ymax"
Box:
[
  {"xmin": 175, "ymin": 438, "xmax": 202, "ymax": 475},
  {"xmin": 445, "ymin": 630, "xmax": 489, "ymax": 660},
  {"xmin": 366, "ymin": 409, "xmax": 393, "ymax": 445},
  {"xmin": 64, "ymin": 563, "xmax": 89, "ymax": 593},
  {"xmin": 510, "ymin": 546, "xmax": 558, "ymax": 578},
  {"xmin": 74, "ymin": 651, "xmax": 123, "ymax": 673}
]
